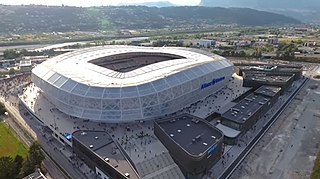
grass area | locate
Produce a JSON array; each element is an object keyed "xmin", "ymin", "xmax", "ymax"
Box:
[
  {"xmin": 311, "ymin": 150, "xmax": 320, "ymax": 179},
  {"xmin": 279, "ymin": 37, "xmax": 310, "ymax": 43},
  {"xmin": 0, "ymin": 121, "xmax": 28, "ymax": 158}
]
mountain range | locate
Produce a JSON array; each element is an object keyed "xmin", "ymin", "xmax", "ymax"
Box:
[
  {"xmin": 200, "ymin": 0, "xmax": 320, "ymax": 23},
  {"xmin": 0, "ymin": 5, "xmax": 300, "ymax": 34},
  {"xmin": 117, "ymin": 1, "xmax": 175, "ymax": 7}
]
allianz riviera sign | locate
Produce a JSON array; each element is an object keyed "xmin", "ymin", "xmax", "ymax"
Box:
[{"xmin": 200, "ymin": 76, "xmax": 225, "ymax": 89}]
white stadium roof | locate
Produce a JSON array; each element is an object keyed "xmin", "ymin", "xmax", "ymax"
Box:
[{"xmin": 33, "ymin": 46, "xmax": 227, "ymax": 88}]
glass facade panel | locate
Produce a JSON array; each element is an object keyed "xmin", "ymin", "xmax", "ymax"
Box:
[
  {"xmin": 184, "ymin": 68, "xmax": 198, "ymax": 79},
  {"xmin": 86, "ymin": 87, "xmax": 104, "ymax": 98},
  {"xmin": 103, "ymin": 88, "xmax": 121, "ymax": 99},
  {"xmin": 175, "ymin": 72, "xmax": 189, "ymax": 83},
  {"xmin": 71, "ymin": 83, "xmax": 89, "ymax": 96},
  {"xmin": 158, "ymin": 89, "xmax": 173, "ymax": 103},
  {"xmin": 165, "ymin": 75, "xmax": 180, "ymax": 87},
  {"xmin": 122, "ymin": 109, "xmax": 142, "ymax": 119},
  {"xmin": 47, "ymin": 73, "xmax": 60, "ymax": 83},
  {"xmin": 53, "ymin": 75, "xmax": 68, "ymax": 87},
  {"xmin": 102, "ymin": 99, "xmax": 120, "ymax": 110},
  {"xmin": 141, "ymin": 94, "xmax": 158, "ymax": 107},
  {"xmin": 82, "ymin": 109, "xmax": 101, "ymax": 119},
  {"xmin": 121, "ymin": 87, "xmax": 139, "ymax": 98},
  {"xmin": 121, "ymin": 98, "xmax": 140, "ymax": 109},
  {"xmin": 101, "ymin": 111, "xmax": 121, "ymax": 120},
  {"xmin": 84, "ymin": 98, "xmax": 101, "ymax": 109},
  {"xmin": 137, "ymin": 84, "xmax": 155, "ymax": 96},
  {"xmin": 152, "ymin": 79, "xmax": 170, "ymax": 92},
  {"xmin": 60, "ymin": 80, "xmax": 77, "ymax": 92}
]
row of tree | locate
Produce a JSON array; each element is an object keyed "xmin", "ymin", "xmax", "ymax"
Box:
[
  {"xmin": 275, "ymin": 43, "xmax": 296, "ymax": 60},
  {"xmin": 0, "ymin": 142, "xmax": 45, "ymax": 179},
  {"xmin": 3, "ymin": 48, "xmax": 59, "ymax": 60},
  {"xmin": 213, "ymin": 49, "xmax": 262, "ymax": 58}
]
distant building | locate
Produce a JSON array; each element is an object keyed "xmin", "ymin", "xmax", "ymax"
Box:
[
  {"xmin": 236, "ymin": 41, "xmax": 251, "ymax": 47},
  {"xmin": 0, "ymin": 59, "xmax": 16, "ymax": 68},
  {"xmin": 22, "ymin": 56, "xmax": 49, "ymax": 64},
  {"xmin": 199, "ymin": 39, "xmax": 216, "ymax": 47},
  {"xmin": 0, "ymin": 52, "xmax": 3, "ymax": 60},
  {"xmin": 268, "ymin": 38, "xmax": 279, "ymax": 45},
  {"xmin": 19, "ymin": 60, "xmax": 32, "ymax": 72}
]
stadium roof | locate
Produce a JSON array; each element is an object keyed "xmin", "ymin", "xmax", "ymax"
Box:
[{"xmin": 32, "ymin": 46, "xmax": 228, "ymax": 88}]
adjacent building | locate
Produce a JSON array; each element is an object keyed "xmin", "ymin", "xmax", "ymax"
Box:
[{"xmin": 154, "ymin": 114, "xmax": 224, "ymax": 178}]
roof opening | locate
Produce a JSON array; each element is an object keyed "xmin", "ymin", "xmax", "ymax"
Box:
[{"xmin": 89, "ymin": 52, "xmax": 186, "ymax": 73}]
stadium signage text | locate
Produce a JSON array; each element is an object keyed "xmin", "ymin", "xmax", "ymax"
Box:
[
  {"xmin": 201, "ymin": 76, "xmax": 225, "ymax": 89},
  {"xmin": 207, "ymin": 144, "xmax": 218, "ymax": 154}
]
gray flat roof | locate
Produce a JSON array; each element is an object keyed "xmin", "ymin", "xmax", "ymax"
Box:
[
  {"xmin": 215, "ymin": 123, "xmax": 241, "ymax": 138},
  {"xmin": 254, "ymin": 85, "xmax": 281, "ymax": 98},
  {"xmin": 73, "ymin": 131, "xmax": 140, "ymax": 179},
  {"xmin": 222, "ymin": 93, "xmax": 270, "ymax": 124},
  {"xmin": 23, "ymin": 170, "xmax": 46, "ymax": 179},
  {"xmin": 245, "ymin": 75, "xmax": 292, "ymax": 83},
  {"xmin": 156, "ymin": 114, "xmax": 223, "ymax": 156}
]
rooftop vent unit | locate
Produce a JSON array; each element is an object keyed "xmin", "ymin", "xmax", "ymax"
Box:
[
  {"xmin": 170, "ymin": 119, "xmax": 176, "ymax": 123},
  {"xmin": 192, "ymin": 119, "xmax": 200, "ymax": 124},
  {"xmin": 125, "ymin": 173, "xmax": 130, "ymax": 178},
  {"xmin": 95, "ymin": 136, "xmax": 99, "ymax": 140},
  {"xmin": 203, "ymin": 142, "xmax": 208, "ymax": 146},
  {"xmin": 81, "ymin": 132, "xmax": 87, "ymax": 136},
  {"xmin": 89, "ymin": 144, "xmax": 94, "ymax": 148},
  {"xmin": 195, "ymin": 135, "xmax": 201, "ymax": 140}
]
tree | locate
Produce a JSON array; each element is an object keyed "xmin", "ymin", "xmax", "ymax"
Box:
[
  {"xmin": 28, "ymin": 141, "xmax": 44, "ymax": 169},
  {"xmin": 8, "ymin": 68, "xmax": 15, "ymax": 75},
  {"xmin": 311, "ymin": 151, "xmax": 320, "ymax": 179},
  {"xmin": 14, "ymin": 155, "xmax": 23, "ymax": 177},
  {"xmin": 21, "ymin": 156, "xmax": 34, "ymax": 177},
  {"xmin": 21, "ymin": 141, "xmax": 45, "ymax": 176},
  {"xmin": 0, "ymin": 103, "xmax": 5, "ymax": 115},
  {"xmin": 0, "ymin": 156, "xmax": 15, "ymax": 179}
]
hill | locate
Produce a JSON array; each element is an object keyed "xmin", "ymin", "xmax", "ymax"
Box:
[
  {"xmin": 0, "ymin": 5, "xmax": 300, "ymax": 34},
  {"xmin": 200, "ymin": 0, "xmax": 320, "ymax": 23},
  {"xmin": 118, "ymin": 1, "xmax": 175, "ymax": 7}
]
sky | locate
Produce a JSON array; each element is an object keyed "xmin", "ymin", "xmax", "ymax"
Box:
[{"xmin": 0, "ymin": 0, "xmax": 201, "ymax": 6}]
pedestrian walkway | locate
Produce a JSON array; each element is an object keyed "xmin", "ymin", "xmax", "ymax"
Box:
[{"xmin": 135, "ymin": 152, "xmax": 184, "ymax": 179}]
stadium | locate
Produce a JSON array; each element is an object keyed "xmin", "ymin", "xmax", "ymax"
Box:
[{"xmin": 31, "ymin": 46, "xmax": 234, "ymax": 123}]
